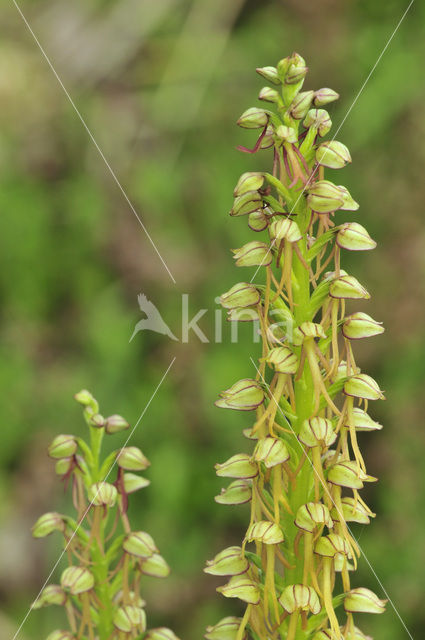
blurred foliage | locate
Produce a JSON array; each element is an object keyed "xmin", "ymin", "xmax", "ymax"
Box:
[{"xmin": 0, "ymin": 0, "xmax": 424, "ymax": 639}]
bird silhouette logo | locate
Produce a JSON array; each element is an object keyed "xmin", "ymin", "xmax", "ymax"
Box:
[{"xmin": 129, "ymin": 294, "xmax": 178, "ymax": 342}]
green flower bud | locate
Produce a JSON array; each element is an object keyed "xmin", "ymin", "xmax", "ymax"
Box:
[
  {"xmin": 104, "ymin": 414, "xmax": 129, "ymax": 434},
  {"xmin": 215, "ymin": 454, "xmax": 258, "ymax": 479},
  {"xmin": 205, "ymin": 617, "xmax": 244, "ymax": 640},
  {"xmin": 237, "ymin": 107, "xmax": 269, "ymax": 129},
  {"xmin": 141, "ymin": 553, "xmax": 170, "ymax": 578},
  {"xmin": 265, "ymin": 346, "xmax": 298, "ymax": 374},
  {"xmin": 48, "ymin": 435, "xmax": 77, "ymax": 459},
  {"xmin": 285, "ymin": 62, "xmax": 308, "ymax": 85},
  {"xmin": 329, "ymin": 274, "xmax": 370, "ymax": 300},
  {"xmin": 246, "ymin": 520, "xmax": 284, "ymax": 544},
  {"xmin": 299, "ymin": 417, "xmax": 336, "ymax": 448},
  {"xmin": 270, "ymin": 217, "xmax": 302, "ymax": 242},
  {"xmin": 234, "ymin": 172, "xmax": 264, "ymax": 196},
  {"xmin": 146, "ymin": 629, "xmax": 181, "ymax": 640},
  {"xmin": 254, "ymin": 437, "xmax": 290, "ymax": 467},
  {"xmin": 332, "ymin": 497, "xmax": 375, "ymax": 525},
  {"xmin": 298, "ymin": 321, "xmax": 327, "ymax": 340},
  {"xmin": 327, "ymin": 460, "xmax": 377, "ymax": 489},
  {"xmin": 338, "ymin": 185, "xmax": 359, "ymax": 211},
  {"xmin": 215, "ymin": 480, "xmax": 252, "ymax": 505},
  {"xmin": 60, "ymin": 566, "xmax": 94, "ymax": 595},
  {"xmin": 248, "ymin": 209, "xmax": 269, "ymax": 231},
  {"xmin": 55, "ymin": 457, "xmax": 74, "ymax": 477},
  {"xmin": 204, "ymin": 546, "xmax": 249, "ymax": 576},
  {"xmin": 259, "ymin": 86, "xmax": 280, "ymax": 104},
  {"xmin": 316, "ymin": 141, "xmax": 351, "ymax": 169},
  {"xmin": 290, "ymin": 90, "xmax": 314, "ymax": 119},
  {"xmin": 32, "ymin": 585, "xmax": 66, "ymax": 609},
  {"xmin": 220, "ymin": 283, "xmax": 261, "ymax": 310},
  {"xmin": 295, "ymin": 502, "xmax": 333, "ymax": 533},
  {"xmin": 116, "ymin": 447, "xmax": 150, "ymax": 471},
  {"xmin": 304, "ymin": 109, "xmax": 332, "ymax": 136},
  {"xmin": 343, "ymin": 373, "xmax": 384, "ymax": 400},
  {"xmin": 231, "ymin": 191, "xmax": 263, "ymax": 216},
  {"xmin": 256, "ymin": 66, "xmax": 280, "ymax": 85},
  {"xmin": 306, "ymin": 180, "xmax": 344, "ymax": 213},
  {"xmin": 123, "ymin": 472, "xmax": 150, "ymax": 493},
  {"xmin": 344, "ymin": 588, "xmax": 386, "ymax": 614},
  {"xmin": 232, "ymin": 241, "xmax": 272, "ymax": 267},
  {"xmin": 215, "ymin": 379, "xmax": 264, "ymax": 411},
  {"xmin": 337, "ymin": 222, "xmax": 376, "ymax": 251},
  {"xmin": 217, "ymin": 575, "xmax": 260, "ymax": 605},
  {"xmin": 113, "ymin": 605, "xmax": 147, "ymax": 633},
  {"xmin": 347, "ymin": 407, "xmax": 383, "ymax": 432},
  {"xmin": 74, "ymin": 389, "xmax": 98, "ymax": 412},
  {"xmin": 314, "ymin": 533, "xmax": 350, "ymax": 558},
  {"xmin": 46, "ymin": 631, "xmax": 74, "ymax": 640},
  {"xmin": 277, "ymin": 53, "xmax": 306, "ymax": 81},
  {"xmin": 342, "ymin": 312, "xmax": 384, "ymax": 339},
  {"xmin": 32, "ymin": 512, "xmax": 65, "ymax": 538},
  {"xmin": 279, "ymin": 584, "xmax": 320, "ymax": 615},
  {"xmin": 88, "ymin": 413, "xmax": 105, "ymax": 428},
  {"xmin": 276, "ymin": 125, "xmax": 297, "ymax": 144},
  {"xmin": 314, "ymin": 87, "xmax": 339, "ymax": 106},
  {"xmin": 123, "ymin": 531, "xmax": 158, "ymax": 559},
  {"xmin": 88, "ymin": 482, "xmax": 117, "ymax": 507}
]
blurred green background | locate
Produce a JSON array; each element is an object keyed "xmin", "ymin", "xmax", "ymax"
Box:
[{"xmin": 0, "ymin": 0, "xmax": 424, "ymax": 638}]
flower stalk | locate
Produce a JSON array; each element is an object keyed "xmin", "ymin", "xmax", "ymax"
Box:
[
  {"xmin": 207, "ymin": 53, "xmax": 386, "ymax": 640},
  {"xmin": 32, "ymin": 390, "xmax": 179, "ymax": 640}
]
